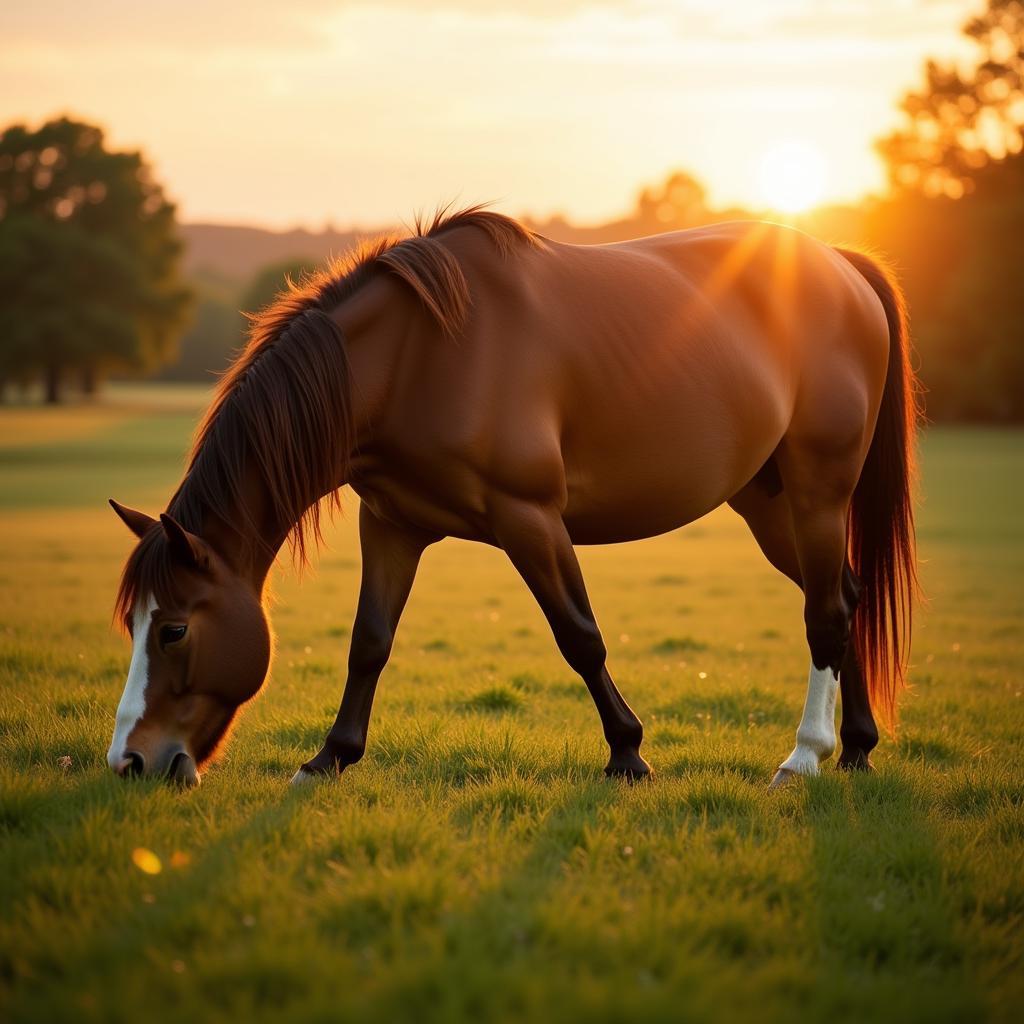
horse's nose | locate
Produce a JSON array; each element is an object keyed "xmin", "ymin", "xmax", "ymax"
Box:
[
  {"xmin": 115, "ymin": 751, "xmax": 145, "ymax": 777},
  {"xmin": 167, "ymin": 750, "xmax": 200, "ymax": 788}
]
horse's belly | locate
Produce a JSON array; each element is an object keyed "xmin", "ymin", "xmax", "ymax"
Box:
[
  {"xmin": 559, "ymin": 387, "xmax": 788, "ymax": 545},
  {"xmin": 562, "ymin": 482, "xmax": 715, "ymax": 544}
]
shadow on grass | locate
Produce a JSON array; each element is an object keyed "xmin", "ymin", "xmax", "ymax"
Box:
[
  {"xmin": 1, "ymin": 774, "xmax": 319, "ymax": 1014},
  {"xmin": 300, "ymin": 772, "xmax": 624, "ymax": 1022},
  {"xmin": 802, "ymin": 770, "xmax": 984, "ymax": 1023}
]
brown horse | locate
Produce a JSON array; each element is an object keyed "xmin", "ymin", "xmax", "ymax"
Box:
[{"xmin": 107, "ymin": 207, "xmax": 918, "ymax": 789}]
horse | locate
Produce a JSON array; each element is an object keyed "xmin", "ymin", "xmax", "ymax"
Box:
[{"xmin": 106, "ymin": 206, "xmax": 918, "ymax": 790}]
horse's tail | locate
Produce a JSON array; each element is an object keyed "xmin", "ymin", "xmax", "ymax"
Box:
[{"xmin": 836, "ymin": 247, "xmax": 922, "ymax": 730}]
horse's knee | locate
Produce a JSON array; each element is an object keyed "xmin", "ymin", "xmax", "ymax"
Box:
[
  {"xmin": 348, "ymin": 627, "xmax": 393, "ymax": 678},
  {"xmin": 561, "ymin": 623, "xmax": 607, "ymax": 679}
]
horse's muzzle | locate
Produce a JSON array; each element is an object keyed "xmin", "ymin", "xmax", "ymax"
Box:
[
  {"xmin": 112, "ymin": 747, "xmax": 199, "ymax": 788},
  {"xmin": 167, "ymin": 750, "xmax": 200, "ymax": 788},
  {"xmin": 114, "ymin": 750, "xmax": 145, "ymax": 777}
]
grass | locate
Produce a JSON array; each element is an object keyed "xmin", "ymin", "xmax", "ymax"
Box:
[{"xmin": 1, "ymin": 388, "xmax": 1022, "ymax": 1024}]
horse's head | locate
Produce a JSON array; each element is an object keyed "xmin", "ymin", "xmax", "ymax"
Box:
[{"xmin": 106, "ymin": 500, "xmax": 272, "ymax": 787}]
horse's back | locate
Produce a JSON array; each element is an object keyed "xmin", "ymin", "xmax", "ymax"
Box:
[
  {"xmin": 492, "ymin": 221, "xmax": 880, "ymax": 541},
  {"xmin": 370, "ymin": 219, "xmax": 890, "ymax": 546}
]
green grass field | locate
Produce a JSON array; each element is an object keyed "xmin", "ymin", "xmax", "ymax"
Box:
[{"xmin": 1, "ymin": 387, "xmax": 1022, "ymax": 1024}]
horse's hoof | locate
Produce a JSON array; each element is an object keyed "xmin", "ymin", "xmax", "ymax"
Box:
[
  {"xmin": 837, "ymin": 750, "xmax": 875, "ymax": 773},
  {"xmin": 605, "ymin": 751, "xmax": 653, "ymax": 782},
  {"xmin": 290, "ymin": 766, "xmax": 321, "ymax": 786},
  {"xmin": 768, "ymin": 767, "xmax": 800, "ymax": 791}
]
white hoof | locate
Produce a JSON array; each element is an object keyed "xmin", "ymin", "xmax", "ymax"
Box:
[
  {"xmin": 769, "ymin": 749, "xmax": 823, "ymax": 790},
  {"xmin": 289, "ymin": 767, "xmax": 317, "ymax": 787},
  {"xmin": 768, "ymin": 767, "xmax": 800, "ymax": 790},
  {"xmin": 770, "ymin": 663, "xmax": 839, "ymax": 791}
]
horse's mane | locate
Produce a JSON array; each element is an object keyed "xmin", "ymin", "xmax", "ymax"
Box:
[{"xmin": 115, "ymin": 206, "xmax": 536, "ymax": 624}]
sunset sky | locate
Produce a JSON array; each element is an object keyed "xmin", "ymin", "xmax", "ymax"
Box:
[{"xmin": 0, "ymin": 0, "xmax": 981, "ymax": 229}]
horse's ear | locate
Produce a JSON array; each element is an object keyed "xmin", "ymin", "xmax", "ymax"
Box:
[
  {"xmin": 159, "ymin": 514, "xmax": 211, "ymax": 572},
  {"xmin": 109, "ymin": 499, "xmax": 157, "ymax": 539}
]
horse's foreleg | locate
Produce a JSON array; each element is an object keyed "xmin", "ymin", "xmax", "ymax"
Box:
[
  {"xmin": 729, "ymin": 481, "xmax": 877, "ymax": 776},
  {"xmin": 291, "ymin": 503, "xmax": 435, "ymax": 783},
  {"xmin": 492, "ymin": 499, "xmax": 650, "ymax": 779}
]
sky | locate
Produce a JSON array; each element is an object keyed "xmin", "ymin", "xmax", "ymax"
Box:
[{"xmin": 0, "ymin": 0, "xmax": 982, "ymax": 229}]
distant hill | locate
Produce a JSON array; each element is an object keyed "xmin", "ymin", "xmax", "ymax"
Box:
[
  {"xmin": 176, "ymin": 214, "xmax": 670, "ymax": 284},
  {"xmin": 180, "ymin": 222, "xmax": 374, "ymax": 283},
  {"xmin": 177, "ymin": 210, "xmax": 705, "ymax": 284}
]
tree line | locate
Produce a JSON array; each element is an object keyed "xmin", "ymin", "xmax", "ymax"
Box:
[{"xmin": 1, "ymin": 0, "xmax": 1022, "ymax": 419}]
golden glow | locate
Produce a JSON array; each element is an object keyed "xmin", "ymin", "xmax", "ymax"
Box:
[
  {"xmin": 0, "ymin": 3, "xmax": 976, "ymax": 227},
  {"xmin": 755, "ymin": 140, "xmax": 828, "ymax": 214},
  {"xmin": 701, "ymin": 222, "xmax": 772, "ymax": 300},
  {"xmin": 770, "ymin": 222, "xmax": 799, "ymax": 339}
]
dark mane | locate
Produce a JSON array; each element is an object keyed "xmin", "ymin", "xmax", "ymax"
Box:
[{"xmin": 115, "ymin": 207, "xmax": 535, "ymax": 625}]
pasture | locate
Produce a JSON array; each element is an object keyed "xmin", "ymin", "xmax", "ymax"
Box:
[{"xmin": 0, "ymin": 386, "xmax": 1021, "ymax": 1023}]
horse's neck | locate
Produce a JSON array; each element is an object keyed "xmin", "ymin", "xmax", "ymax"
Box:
[
  {"xmin": 195, "ymin": 468, "xmax": 288, "ymax": 593},
  {"xmin": 335, "ymin": 272, "xmax": 419, "ymax": 441},
  {"xmin": 190, "ymin": 276, "xmax": 414, "ymax": 590}
]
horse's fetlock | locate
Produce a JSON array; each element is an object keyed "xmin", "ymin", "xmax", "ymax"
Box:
[
  {"xmin": 611, "ymin": 718, "xmax": 644, "ymax": 752},
  {"xmin": 840, "ymin": 719, "xmax": 878, "ymax": 754},
  {"xmin": 777, "ymin": 745, "xmax": 823, "ymax": 777},
  {"xmin": 326, "ymin": 732, "xmax": 366, "ymax": 767},
  {"xmin": 796, "ymin": 725, "xmax": 836, "ymax": 762}
]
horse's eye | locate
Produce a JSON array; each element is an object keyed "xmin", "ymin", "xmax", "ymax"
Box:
[{"xmin": 159, "ymin": 624, "xmax": 188, "ymax": 648}]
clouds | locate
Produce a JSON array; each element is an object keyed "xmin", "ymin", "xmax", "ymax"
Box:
[
  {"xmin": 1, "ymin": 1, "xmax": 975, "ymax": 53},
  {"xmin": 0, "ymin": 1, "xmax": 976, "ymax": 227}
]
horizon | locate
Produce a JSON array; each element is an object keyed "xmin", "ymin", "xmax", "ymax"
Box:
[{"xmin": 0, "ymin": 1, "xmax": 981, "ymax": 232}]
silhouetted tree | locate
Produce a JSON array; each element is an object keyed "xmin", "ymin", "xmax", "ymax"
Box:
[
  {"xmin": 870, "ymin": 0, "xmax": 1024, "ymax": 421},
  {"xmin": 879, "ymin": 0, "xmax": 1024, "ymax": 197},
  {"xmin": 635, "ymin": 171, "xmax": 710, "ymax": 232},
  {"xmin": 530, "ymin": 169, "xmax": 716, "ymax": 245},
  {"xmin": 914, "ymin": 154, "xmax": 1024, "ymax": 419},
  {"xmin": 0, "ymin": 117, "xmax": 191, "ymax": 402}
]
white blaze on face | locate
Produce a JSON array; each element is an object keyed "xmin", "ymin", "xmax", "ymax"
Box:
[{"xmin": 107, "ymin": 596, "xmax": 157, "ymax": 770}]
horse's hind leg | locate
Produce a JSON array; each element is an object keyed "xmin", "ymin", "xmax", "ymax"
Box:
[
  {"xmin": 731, "ymin": 483, "xmax": 878, "ymax": 771},
  {"xmin": 764, "ymin": 432, "xmax": 868, "ymax": 788},
  {"xmin": 730, "ymin": 463, "xmax": 877, "ymax": 784},
  {"xmin": 835, "ymin": 571, "xmax": 879, "ymax": 772},
  {"xmin": 491, "ymin": 498, "xmax": 650, "ymax": 779}
]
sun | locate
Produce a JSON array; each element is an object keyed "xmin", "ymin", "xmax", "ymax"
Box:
[{"xmin": 755, "ymin": 140, "xmax": 828, "ymax": 214}]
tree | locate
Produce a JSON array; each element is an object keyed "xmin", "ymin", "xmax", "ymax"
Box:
[
  {"xmin": 917, "ymin": 154, "xmax": 1024, "ymax": 419},
  {"xmin": 879, "ymin": 0, "xmax": 1024, "ymax": 197},
  {"xmin": 0, "ymin": 117, "xmax": 191, "ymax": 402},
  {"xmin": 871, "ymin": 0, "xmax": 1024, "ymax": 421},
  {"xmin": 634, "ymin": 171, "xmax": 710, "ymax": 232}
]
